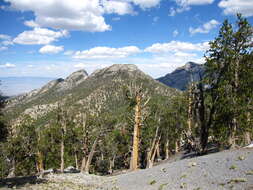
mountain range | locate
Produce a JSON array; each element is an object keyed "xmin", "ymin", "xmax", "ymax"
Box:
[
  {"xmin": 157, "ymin": 62, "xmax": 204, "ymax": 90},
  {"xmin": 5, "ymin": 64, "xmax": 179, "ymax": 125}
]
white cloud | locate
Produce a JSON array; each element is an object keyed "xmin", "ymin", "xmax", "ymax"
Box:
[
  {"xmin": 24, "ymin": 20, "xmax": 40, "ymax": 28},
  {"xmin": 74, "ymin": 63, "xmax": 86, "ymax": 68},
  {"xmin": 131, "ymin": 0, "xmax": 161, "ymax": 9},
  {"xmin": 13, "ymin": 27, "xmax": 68, "ymax": 45},
  {"xmin": 5, "ymin": 0, "xmax": 110, "ymax": 32},
  {"xmin": 145, "ymin": 40, "xmax": 209, "ymax": 53},
  {"xmin": 189, "ymin": 19, "xmax": 220, "ymax": 35},
  {"xmin": 169, "ymin": 0, "xmax": 215, "ymax": 16},
  {"xmin": 102, "ymin": 0, "xmax": 134, "ymax": 15},
  {"xmin": 0, "ymin": 34, "xmax": 11, "ymax": 40},
  {"xmin": 0, "ymin": 63, "xmax": 16, "ymax": 68},
  {"xmin": 176, "ymin": 0, "xmax": 215, "ymax": 6},
  {"xmin": 73, "ymin": 46, "xmax": 141, "ymax": 59},
  {"xmin": 173, "ymin": 29, "xmax": 179, "ymax": 37},
  {"xmin": 218, "ymin": 0, "xmax": 253, "ymax": 17},
  {"xmin": 5, "ymin": 0, "xmax": 161, "ymax": 32},
  {"xmin": 2, "ymin": 40, "xmax": 13, "ymax": 46},
  {"xmin": 39, "ymin": 45, "xmax": 64, "ymax": 54}
]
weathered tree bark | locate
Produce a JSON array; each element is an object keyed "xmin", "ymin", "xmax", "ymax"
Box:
[
  {"xmin": 74, "ymin": 150, "xmax": 79, "ymax": 170},
  {"xmin": 109, "ymin": 155, "xmax": 115, "ymax": 174},
  {"xmin": 146, "ymin": 126, "xmax": 160, "ymax": 168},
  {"xmin": 7, "ymin": 160, "xmax": 16, "ymax": 178},
  {"xmin": 60, "ymin": 140, "xmax": 65, "ymax": 172},
  {"xmin": 244, "ymin": 132, "xmax": 251, "ymax": 145},
  {"xmin": 80, "ymin": 113, "xmax": 88, "ymax": 173},
  {"xmin": 60, "ymin": 120, "xmax": 66, "ymax": 173},
  {"xmin": 165, "ymin": 140, "xmax": 169, "ymax": 160},
  {"xmin": 228, "ymin": 120, "xmax": 237, "ymax": 148},
  {"xmin": 84, "ymin": 137, "xmax": 98, "ymax": 173},
  {"xmin": 37, "ymin": 150, "xmax": 44, "ymax": 173},
  {"xmin": 130, "ymin": 93, "xmax": 142, "ymax": 171},
  {"xmin": 80, "ymin": 156, "xmax": 87, "ymax": 173},
  {"xmin": 156, "ymin": 143, "xmax": 161, "ymax": 161},
  {"xmin": 175, "ymin": 140, "xmax": 179, "ymax": 153}
]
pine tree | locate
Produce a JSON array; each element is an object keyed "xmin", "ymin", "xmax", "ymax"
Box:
[{"xmin": 205, "ymin": 14, "xmax": 253, "ymax": 148}]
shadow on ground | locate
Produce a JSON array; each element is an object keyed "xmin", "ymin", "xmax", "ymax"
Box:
[{"xmin": 0, "ymin": 176, "xmax": 47, "ymax": 188}]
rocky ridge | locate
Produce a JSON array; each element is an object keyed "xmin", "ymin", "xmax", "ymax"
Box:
[{"xmin": 157, "ymin": 62, "xmax": 205, "ymax": 90}]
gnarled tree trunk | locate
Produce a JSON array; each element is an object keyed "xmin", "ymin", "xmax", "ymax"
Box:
[{"xmin": 130, "ymin": 94, "xmax": 142, "ymax": 171}]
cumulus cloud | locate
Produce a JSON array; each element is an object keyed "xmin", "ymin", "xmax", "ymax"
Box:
[
  {"xmin": 39, "ymin": 45, "xmax": 64, "ymax": 54},
  {"xmin": 218, "ymin": 0, "xmax": 253, "ymax": 17},
  {"xmin": 5, "ymin": 0, "xmax": 110, "ymax": 32},
  {"xmin": 145, "ymin": 40, "xmax": 209, "ymax": 53},
  {"xmin": 73, "ymin": 46, "xmax": 141, "ymax": 59},
  {"xmin": 13, "ymin": 27, "xmax": 68, "ymax": 45},
  {"xmin": 5, "ymin": 0, "xmax": 161, "ymax": 32},
  {"xmin": 169, "ymin": 0, "xmax": 215, "ymax": 16},
  {"xmin": 0, "ymin": 62, "xmax": 16, "ymax": 68},
  {"xmin": 102, "ymin": 0, "xmax": 134, "ymax": 15},
  {"xmin": 189, "ymin": 19, "xmax": 220, "ymax": 35}
]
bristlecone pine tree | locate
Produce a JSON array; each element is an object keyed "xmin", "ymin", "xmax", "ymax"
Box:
[
  {"xmin": 125, "ymin": 83, "xmax": 150, "ymax": 171},
  {"xmin": 205, "ymin": 13, "xmax": 253, "ymax": 148}
]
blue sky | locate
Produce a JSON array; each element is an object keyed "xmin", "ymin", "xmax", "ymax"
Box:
[{"xmin": 0, "ymin": 0, "xmax": 253, "ymax": 79}]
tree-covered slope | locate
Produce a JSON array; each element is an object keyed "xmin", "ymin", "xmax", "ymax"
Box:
[{"xmin": 5, "ymin": 64, "xmax": 179, "ymax": 125}]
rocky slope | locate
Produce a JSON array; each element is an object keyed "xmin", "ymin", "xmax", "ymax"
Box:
[
  {"xmin": 157, "ymin": 62, "xmax": 205, "ymax": 90},
  {"xmin": 2, "ymin": 148, "xmax": 252, "ymax": 190},
  {"xmin": 5, "ymin": 64, "xmax": 178, "ymax": 125}
]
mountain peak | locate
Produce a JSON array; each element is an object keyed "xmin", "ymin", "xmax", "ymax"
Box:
[
  {"xmin": 107, "ymin": 64, "xmax": 138, "ymax": 72},
  {"xmin": 65, "ymin": 69, "xmax": 88, "ymax": 83},
  {"xmin": 90, "ymin": 64, "xmax": 140, "ymax": 77},
  {"xmin": 157, "ymin": 62, "xmax": 205, "ymax": 91},
  {"xmin": 177, "ymin": 62, "xmax": 200, "ymax": 72}
]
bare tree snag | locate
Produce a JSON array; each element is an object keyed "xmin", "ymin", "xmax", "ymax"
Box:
[
  {"xmin": 60, "ymin": 111, "xmax": 67, "ymax": 173},
  {"xmin": 84, "ymin": 137, "xmax": 99, "ymax": 173},
  {"xmin": 130, "ymin": 93, "xmax": 142, "ymax": 170},
  {"xmin": 109, "ymin": 155, "xmax": 115, "ymax": 174},
  {"xmin": 74, "ymin": 150, "xmax": 79, "ymax": 170},
  {"xmin": 165, "ymin": 140, "xmax": 170, "ymax": 160},
  {"xmin": 146, "ymin": 126, "xmax": 160, "ymax": 168}
]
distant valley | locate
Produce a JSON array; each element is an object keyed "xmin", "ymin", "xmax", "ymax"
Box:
[{"xmin": 0, "ymin": 77, "xmax": 55, "ymax": 96}]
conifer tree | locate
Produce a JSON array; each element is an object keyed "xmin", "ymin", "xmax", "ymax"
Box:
[{"xmin": 205, "ymin": 14, "xmax": 253, "ymax": 147}]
